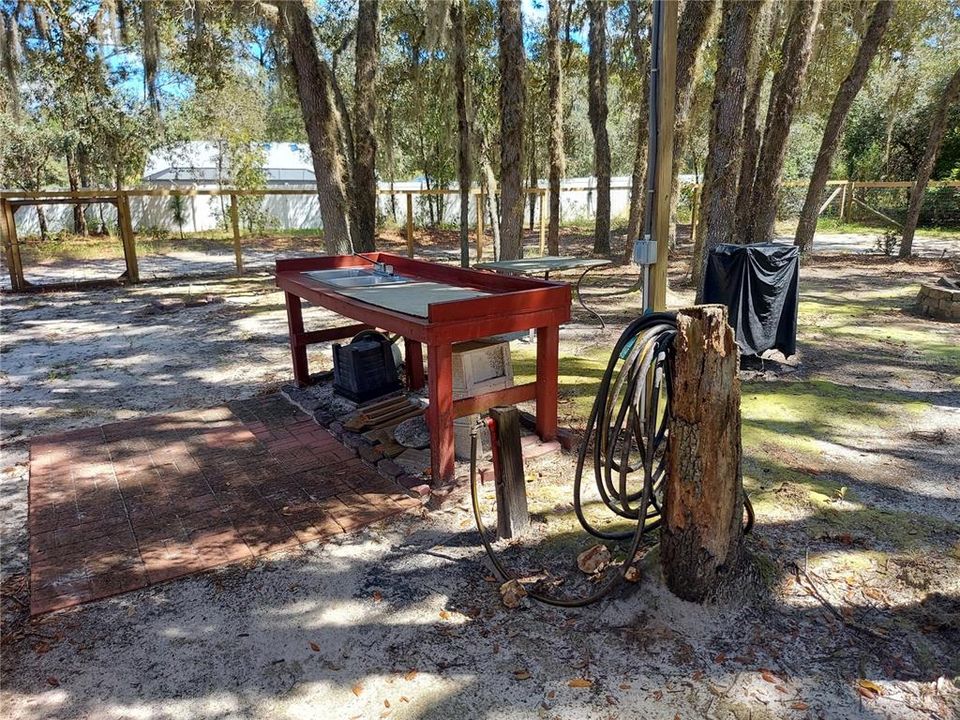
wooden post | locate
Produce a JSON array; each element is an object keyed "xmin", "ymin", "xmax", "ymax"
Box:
[
  {"xmin": 1, "ymin": 199, "xmax": 26, "ymax": 291},
  {"xmin": 405, "ymin": 192, "xmax": 415, "ymax": 258},
  {"xmin": 229, "ymin": 193, "xmax": 244, "ymax": 275},
  {"xmin": 476, "ymin": 190, "xmax": 485, "ymax": 261},
  {"xmin": 650, "ymin": 1, "xmax": 678, "ymax": 310},
  {"xmin": 661, "ymin": 305, "xmax": 744, "ymax": 603},
  {"xmin": 116, "ymin": 192, "xmax": 140, "ymax": 283},
  {"xmin": 489, "ymin": 406, "xmax": 530, "ymax": 539},
  {"xmin": 840, "ymin": 181, "xmax": 852, "ymax": 224}
]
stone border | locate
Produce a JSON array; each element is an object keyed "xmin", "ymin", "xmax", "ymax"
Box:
[
  {"xmin": 280, "ymin": 384, "xmax": 445, "ymax": 505},
  {"xmin": 916, "ymin": 283, "xmax": 960, "ymax": 322}
]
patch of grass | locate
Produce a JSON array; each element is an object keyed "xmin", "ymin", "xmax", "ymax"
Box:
[{"xmin": 813, "ymin": 217, "xmax": 960, "ymax": 241}]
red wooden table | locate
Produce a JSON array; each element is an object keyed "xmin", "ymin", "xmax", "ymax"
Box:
[{"xmin": 275, "ymin": 253, "xmax": 571, "ymax": 484}]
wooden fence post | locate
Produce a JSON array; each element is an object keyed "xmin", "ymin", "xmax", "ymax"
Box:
[
  {"xmin": 1, "ymin": 199, "xmax": 26, "ymax": 291},
  {"xmin": 116, "ymin": 192, "xmax": 140, "ymax": 283},
  {"xmin": 229, "ymin": 193, "xmax": 244, "ymax": 275},
  {"xmin": 489, "ymin": 406, "xmax": 530, "ymax": 539},
  {"xmin": 840, "ymin": 181, "xmax": 853, "ymax": 224},
  {"xmin": 405, "ymin": 192, "xmax": 414, "ymax": 258},
  {"xmin": 661, "ymin": 305, "xmax": 744, "ymax": 602}
]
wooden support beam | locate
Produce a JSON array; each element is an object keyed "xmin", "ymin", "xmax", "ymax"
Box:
[
  {"xmin": 818, "ymin": 184, "xmax": 844, "ymax": 216},
  {"xmin": 1, "ymin": 199, "xmax": 26, "ymax": 292},
  {"xmin": 229, "ymin": 194, "xmax": 244, "ymax": 275},
  {"xmin": 851, "ymin": 197, "xmax": 903, "ymax": 229},
  {"xmin": 405, "ymin": 192, "xmax": 415, "ymax": 258},
  {"xmin": 650, "ymin": 1, "xmax": 678, "ymax": 311},
  {"xmin": 116, "ymin": 192, "xmax": 139, "ymax": 283},
  {"xmin": 452, "ymin": 382, "xmax": 537, "ymax": 418},
  {"xmin": 661, "ymin": 305, "xmax": 744, "ymax": 602},
  {"xmin": 840, "ymin": 181, "xmax": 852, "ymax": 223},
  {"xmin": 489, "ymin": 406, "xmax": 530, "ymax": 539}
]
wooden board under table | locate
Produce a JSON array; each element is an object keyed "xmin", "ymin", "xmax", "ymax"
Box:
[{"xmin": 275, "ymin": 252, "xmax": 571, "ymax": 484}]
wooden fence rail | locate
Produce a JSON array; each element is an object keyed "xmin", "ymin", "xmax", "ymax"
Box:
[{"xmin": 2, "ymin": 180, "xmax": 958, "ymax": 292}]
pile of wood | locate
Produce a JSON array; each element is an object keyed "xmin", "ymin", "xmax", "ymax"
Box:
[{"xmin": 344, "ymin": 394, "xmax": 424, "ymax": 459}]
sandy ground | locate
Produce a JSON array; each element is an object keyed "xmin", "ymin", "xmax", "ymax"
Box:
[
  {"xmin": 1, "ymin": 231, "xmax": 959, "ymax": 719},
  {"xmin": 2, "ymin": 225, "xmax": 957, "ymax": 290}
]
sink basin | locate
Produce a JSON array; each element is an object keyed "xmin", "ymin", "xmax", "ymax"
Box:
[
  {"xmin": 304, "ymin": 268, "xmax": 370, "ymax": 282},
  {"xmin": 326, "ymin": 274, "xmax": 409, "ymax": 287},
  {"xmin": 304, "ymin": 267, "xmax": 409, "ymax": 288}
]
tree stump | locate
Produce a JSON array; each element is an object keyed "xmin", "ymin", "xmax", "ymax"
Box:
[{"xmin": 661, "ymin": 305, "xmax": 744, "ymax": 602}]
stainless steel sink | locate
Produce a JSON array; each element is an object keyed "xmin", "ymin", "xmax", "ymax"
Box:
[
  {"xmin": 304, "ymin": 267, "xmax": 409, "ymax": 288},
  {"xmin": 304, "ymin": 268, "xmax": 370, "ymax": 282},
  {"xmin": 326, "ymin": 274, "xmax": 408, "ymax": 287}
]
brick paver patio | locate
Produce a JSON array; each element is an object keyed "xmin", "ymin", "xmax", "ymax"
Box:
[{"xmin": 28, "ymin": 395, "xmax": 421, "ymax": 615}]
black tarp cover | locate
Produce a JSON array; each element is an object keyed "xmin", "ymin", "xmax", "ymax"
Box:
[{"xmin": 703, "ymin": 243, "xmax": 799, "ymax": 357}]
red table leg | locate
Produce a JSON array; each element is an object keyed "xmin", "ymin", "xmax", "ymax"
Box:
[
  {"xmin": 284, "ymin": 291, "xmax": 310, "ymax": 386},
  {"xmin": 404, "ymin": 338, "xmax": 425, "ymax": 390},
  {"xmin": 427, "ymin": 342, "xmax": 454, "ymax": 484},
  {"xmin": 535, "ymin": 324, "xmax": 559, "ymax": 441}
]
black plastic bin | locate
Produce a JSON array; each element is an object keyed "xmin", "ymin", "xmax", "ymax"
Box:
[{"xmin": 702, "ymin": 243, "xmax": 799, "ymax": 357}]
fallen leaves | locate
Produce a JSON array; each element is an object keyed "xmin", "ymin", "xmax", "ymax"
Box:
[
  {"xmin": 760, "ymin": 670, "xmax": 778, "ymax": 684},
  {"xmin": 857, "ymin": 678, "xmax": 883, "ymax": 700},
  {"xmin": 624, "ymin": 566, "xmax": 641, "ymax": 583},
  {"xmin": 513, "ymin": 669, "xmax": 532, "ymax": 681},
  {"xmin": 351, "ymin": 682, "xmax": 364, "ymax": 697},
  {"xmin": 372, "ymin": 591, "xmax": 383, "ymax": 603},
  {"xmin": 45, "ymin": 676, "xmax": 60, "ymax": 687},
  {"xmin": 309, "ymin": 642, "xmax": 320, "ymax": 652},
  {"xmin": 499, "ymin": 579, "xmax": 527, "ymax": 609},
  {"xmin": 790, "ymin": 701, "xmax": 809, "ymax": 710},
  {"xmin": 568, "ymin": 678, "xmax": 593, "ymax": 688},
  {"xmin": 403, "ymin": 670, "xmax": 418, "ymax": 682},
  {"xmin": 577, "ymin": 544, "xmax": 611, "ymax": 574}
]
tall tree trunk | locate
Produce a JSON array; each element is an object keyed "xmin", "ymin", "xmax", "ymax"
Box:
[
  {"xmin": 734, "ymin": 1, "xmax": 779, "ymax": 235},
  {"xmin": 452, "ymin": 0, "xmax": 471, "ymax": 268},
  {"xmin": 667, "ymin": 0, "xmax": 718, "ymax": 250},
  {"xmin": 277, "ymin": 0, "xmax": 353, "ymax": 254},
  {"xmin": 546, "ymin": 0, "xmax": 565, "ymax": 256},
  {"xmin": 528, "ymin": 123, "xmax": 537, "ymax": 232},
  {"xmin": 795, "ymin": 0, "xmax": 893, "ymax": 253},
  {"xmin": 36, "ymin": 207, "xmax": 49, "ymax": 241},
  {"xmin": 744, "ymin": 0, "xmax": 822, "ymax": 245},
  {"xmin": 482, "ymin": 158, "xmax": 502, "ymax": 261},
  {"xmin": 498, "ymin": 0, "xmax": 525, "ymax": 260},
  {"xmin": 624, "ymin": 0, "xmax": 650, "ymax": 263},
  {"xmin": 141, "ymin": 0, "xmax": 161, "ymax": 113},
  {"xmin": 692, "ymin": 0, "xmax": 762, "ymax": 300},
  {"xmin": 587, "ymin": 0, "xmax": 610, "ymax": 255},
  {"xmin": 899, "ymin": 65, "xmax": 960, "ymax": 258},
  {"xmin": 352, "ymin": 0, "xmax": 379, "ymax": 252},
  {"xmin": 66, "ymin": 148, "xmax": 87, "ymax": 236},
  {"xmin": 385, "ymin": 98, "xmax": 397, "ymax": 222}
]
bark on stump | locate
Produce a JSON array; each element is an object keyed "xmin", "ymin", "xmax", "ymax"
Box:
[{"xmin": 661, "ymin": 305, "xmax": 744, "ymax": 602}]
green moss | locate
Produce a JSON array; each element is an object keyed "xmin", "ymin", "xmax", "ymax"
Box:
[{"xmin": 741, "ymin": 380, "xmax": 926, "ymax": 463}]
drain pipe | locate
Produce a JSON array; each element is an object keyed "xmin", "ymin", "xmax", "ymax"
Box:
[{"xmin": 633, "ymin": 0, "xmax": 666, "ymax": 313}]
